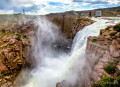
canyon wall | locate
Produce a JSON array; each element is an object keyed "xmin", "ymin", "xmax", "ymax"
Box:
[
  {"xmin": 0, "ymin": 20, "xmax": 35, "ymax": 87},
  {"xmin": 48, "ymin": 16, "xmax": 94, "ymax": 38},
  {"xmin": 0, "ymin": 16, "xmax": 95, "ymax": 87},
  {"xmin": 86, "ymin": 23, "xmax": 120, "ymax": 86}
]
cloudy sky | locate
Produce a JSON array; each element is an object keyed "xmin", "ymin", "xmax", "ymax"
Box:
[{"xmin": 0, "ymin": 0, "xmax": 120, "ymax": 15}]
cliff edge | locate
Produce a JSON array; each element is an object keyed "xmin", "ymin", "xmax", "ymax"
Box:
[
  {"xmin": 86, "ymin": 23, "xmax": 120, "ymax": 86},
  {"xmin": 0, "ymin": 20, "xmax": 34, "ymax": 87}
]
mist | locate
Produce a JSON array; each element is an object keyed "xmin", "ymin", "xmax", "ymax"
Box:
[
  {"xmin": 19, "ymin": 17, "xmax": 118, "ymax": 87},
  {"xmin": 21, "ymin": 16, "xmax": 69, "ymax": 87}
]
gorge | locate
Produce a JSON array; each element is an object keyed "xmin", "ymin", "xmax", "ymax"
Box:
[
  {"xmin": 0, "ymin": 16, "xmax": 120, "ymax": 87},
  {"xmin": 1, "ymin": 1, "xmax": 120, "ymax": 87},
  {"xmin": 20, "ymin": 17, "xmax": 120, "ymax": 87}
]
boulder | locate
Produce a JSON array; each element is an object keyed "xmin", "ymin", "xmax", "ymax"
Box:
[
  {"xmin": 110, "ymin": 40, "xmax": 120, "ymax": 57},
  {"xmin": 9, "ymin": 39, "xmax": 16, "ymax": 44}
]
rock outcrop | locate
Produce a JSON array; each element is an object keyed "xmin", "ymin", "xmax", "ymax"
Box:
[
  {"xmin": 72, "ymin": 18, "xmax": 94, "ymax": 38},
  {"xmin": 0, "ymin": 20, "xmax": 34, "ymax": 87},
  {"xmin": 49, "ymin": 16, "xmax": 94, "ymax": 39},
  {"xmin": 86, "ymin": 23, "xmax": 120, "ymax": 86},
  {"xmin": 56, "ymin": 23, "xmax": 120, "ymax": 87}
]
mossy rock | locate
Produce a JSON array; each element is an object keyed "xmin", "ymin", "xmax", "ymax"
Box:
[
  {"xmin": 83, "ymin": 18, "xmax": 91, "ymax": 21},
  {"xmin": 105, "ymin": 27, "xmax": 110, "ymax": 30},
  {"xmin": 112, "ymin": 36, "xmax": 117, "ymax": 39},
  {"xmin": 109, "ymin": 59, "xmax": 119, "ymax": 65},
  {"xmin": 109, "ymin": 32, "xmax": 117, "ymax": 36},
  {"xmin": 104, "ymin": 64, "xmax": 116, "ymax": 74},
  {"xmin": 94, "ymin": 76, "xmax": 114, "ymax": 87},
  {"xmin": 1, "ymin": 28, "xmax": 5, "ymax": 33},
  {"xmin": 16, "ymin": 34, "xmax": 21, "ymax": 41},
  {"xmin": 78, "ymin": 19, "xmax": 82, "ymax": 22},
  {"xmin": 113, "ymin": 24, "xmax": 120, "ymax": 32},
  {"xmin": 92, "ymin": 39, "xmax": 97, "ymax": 42},
  {"xmin": 7, "ymin": 44, "xmax": 14, "ymax": 48}
]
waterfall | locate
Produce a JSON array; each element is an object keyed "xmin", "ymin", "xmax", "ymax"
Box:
[{"xmin": 23, "ymin": 17, "xmax": 120, "ymax": 87}]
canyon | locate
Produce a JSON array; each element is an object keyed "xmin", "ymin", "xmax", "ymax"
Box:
[
  {"xmin": 55, "ymin": 18, "xmax": 120, "ymax": 87},
  {"xmin": 0, "ymin": 16, "xmax": 120, "ymax": 87}
]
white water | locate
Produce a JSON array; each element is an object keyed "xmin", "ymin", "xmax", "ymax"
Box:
[{"xmin": 23, "ymin": 17, "xmax": 120, "ymax": 87}]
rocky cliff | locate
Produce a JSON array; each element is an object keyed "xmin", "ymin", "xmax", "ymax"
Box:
[
  {"xmin": 0, "ymin": 20, "xmax": 34, "ymax": 87},
  {"xmin": 48, "ymin": 16, "xmax": 94, "ymax": 38},
  {"xmin": 72, "ymin": 17, "xmax": 94, "ymax": 38},
  {"xmin": 56, "ymin": 21, "xmax": 120, "ymax": 87},
  {"xmin": 86, "ymin": 23, "xmax": 120, "ymax": 86}
]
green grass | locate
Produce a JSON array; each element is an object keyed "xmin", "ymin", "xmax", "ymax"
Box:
[
  {"xmin": 104, "ymin": 64, "xmax": 116, "ymax": 74},
  {"xmin": 1, "ymin": 28, "xmax": 5, "ymax": 33},
  {"xmin": 102, "ymin": 13, "xmax": 117, "ymax": 17},
  {"xmin": 94, "ymin": 76, "xmax": 114, "ymax": 87},
  {"xmin": 105, "ymin": 27, "xmax": 110, "ymax": 30},
  {"xmin": 16, "ymin": 34, "xmax": 21, "ymax": 41},
  {"xmin": 92, "ymin": 39, "xmax": 98, "ymax": 42},
  {"xmin": 113, "ymin": 24, "xmax": 120, "ymax": 32},
  {"xmin": 109, "ymin": 59, "xmax": 119, "ymax": 65},
  {"xmin": 7, "ymin": 44, "xmax": 14, "ymax": 48},
  {"xmin": 109, "ymin": 32, "xmax": 117, "ymax": 36},
  {"xmin": 112, "ymin": 36, "xmax": 117, "ymax": 39}
]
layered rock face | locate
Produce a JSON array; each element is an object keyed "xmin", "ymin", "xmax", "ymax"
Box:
[
  {"xmin": 86, "ymin": 23, "xmax": 120, "ymax": 86},
  {"xmin": 72, "ymin": 18, "xmax": 94, "ymax": 38},
  {"xmin": 0, "ymin": 21, "xmax": 34, "ymax": 87},
  {"xmin": 49, "ymin": 16, "xmax": 94, "ymax": 39}
]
